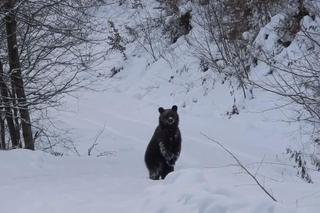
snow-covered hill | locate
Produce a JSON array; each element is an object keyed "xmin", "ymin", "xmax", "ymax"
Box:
[
  {"xmin": 1, "ymin": 1, "xmax": 320, "ymax": 213},
  {"xmin": 1, "ymin": 85, "xmax": 319, "ymax": 212}
]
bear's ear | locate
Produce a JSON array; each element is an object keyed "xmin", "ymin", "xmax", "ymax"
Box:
[
  {"xmin": 158, "ymin": 107, "xmax": 165, "ymax": 114},
  {"xmin": 172, "ymin": 105, "xmax": 178, "ymax": 112}
]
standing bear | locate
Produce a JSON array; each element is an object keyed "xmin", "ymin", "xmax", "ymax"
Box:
[{"xmin": 144, "ymin": 105, "xmax": 181, "ymax": 180}]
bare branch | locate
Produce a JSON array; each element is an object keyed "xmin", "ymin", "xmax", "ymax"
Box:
[
  {"xmin": 88, "ymin": 123, "xmax": 106, "ymax": 156},
  {"xmin": 201, "ymin": 132, "xmax": 277, "ymax": 202}
]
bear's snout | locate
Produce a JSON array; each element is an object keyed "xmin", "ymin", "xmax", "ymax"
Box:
[{"xmin": 168, "ymin": 117, "xmax": 175, "ymax": 124}]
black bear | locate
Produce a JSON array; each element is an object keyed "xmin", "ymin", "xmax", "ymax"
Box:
[{"xmin": 144, "ymin": 105, "xmax": 181, "ymax": 180}]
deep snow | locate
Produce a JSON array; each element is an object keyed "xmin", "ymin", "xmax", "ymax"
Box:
[
  {"xmin": 1, "ymin": 85, "xmax": 319, "ymax": 213},
  {"xmin": 1, "ymin": 1, "xmax": 320, "ymax": 213}
]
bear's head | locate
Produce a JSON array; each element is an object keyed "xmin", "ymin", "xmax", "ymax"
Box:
[{"xmin": 158, "ymin": 105, "xmax": 179, "ymax": 129}]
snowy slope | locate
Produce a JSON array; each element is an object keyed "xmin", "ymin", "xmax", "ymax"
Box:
[
  {"xmin": 1, "ymin": 85, "xmax": 319, "ymax": 213},
  {"xmin": 1, "ymin": 1, "xmax": 320, "ymax": 213}
]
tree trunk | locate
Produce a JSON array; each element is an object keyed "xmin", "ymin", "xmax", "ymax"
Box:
[
  {"xmin": 0, "ymin": 60, "xmax": 20, "ymax": 148},
  {"xmin": 5, "ymin": 0, "xmax": 34, "ymax": 150},
  {"xmin": 0, "ymin": 115, "xmax": 5, "ymax": 149}
]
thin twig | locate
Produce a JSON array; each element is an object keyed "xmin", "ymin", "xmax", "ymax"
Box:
[
  {"xmin": 88, "ymin": 122, "xmax": 106, "ymax": 156},
  {"xmin": 201, "ymin": 132, "xmax": 277, "ymax": 202}
]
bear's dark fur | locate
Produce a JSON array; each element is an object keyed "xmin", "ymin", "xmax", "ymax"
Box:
[{"xmin": 144, "ymin": 105, "xmax": 181, "ymax": 180}]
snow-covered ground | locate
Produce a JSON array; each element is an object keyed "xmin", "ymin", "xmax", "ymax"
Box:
[
  {"xmin": 1, "ymin": 78, "xmax": 319, "ymax": 213},
  {"xmin": 1, "ymin": 1, "xmax": 320, "ymax": 213}
]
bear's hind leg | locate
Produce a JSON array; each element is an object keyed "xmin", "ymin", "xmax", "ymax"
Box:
[
  {"xmin": 160, "ymin": 165, "xmax": 174, "ymax": 179},
  {"xmin": 149, "ymin": 167, "xmax": 161, "ymax": 180}
]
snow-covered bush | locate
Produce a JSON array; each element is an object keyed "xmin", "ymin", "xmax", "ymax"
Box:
[
  {"xmin": 163, "ymin": 10, "xmax": 192, "ymax": 44},
  {"xmin": 107, "ymin": 20, "xmax": 127, "ymax": 60},
  {"xmin": 189, "ymin": 0, "xmax": 288, "ymax": 97},
  {"xmin": 253, "ymin": 1, "xmax": 320, "ymax": 181}
]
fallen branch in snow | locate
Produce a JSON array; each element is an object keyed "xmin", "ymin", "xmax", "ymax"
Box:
[
  {"xmin": 201, "ymin": 132, "xmax": 277, "ymax": 202},
  {"xmin": 88, "ymin": 142, "xmax": 98, "ymax": 156},
  {"xmin": 88, "ymin": 123, "xmax": 106, "ymax": 156}
]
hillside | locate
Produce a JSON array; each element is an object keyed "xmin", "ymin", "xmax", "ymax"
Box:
[{"xmin": 1, "ymin": 0, "xmax": 320, "ymax": 212}]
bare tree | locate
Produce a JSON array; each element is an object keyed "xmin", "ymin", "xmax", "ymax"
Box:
[
  {"xmin": 0, "ymin": 59, "xmax": 19, "ymax": 148},
  {"xmin": 0, "ymin": 0, "xmax": 108, "ymax": 151},
  {"xmin": 4, "ymin": 0, "xmax": 34, "ymax": 150}
]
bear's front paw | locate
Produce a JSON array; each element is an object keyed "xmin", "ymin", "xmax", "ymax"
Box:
[{"xmin": 167, "ymin": 159, "xmax": 175, "ymax": 166}]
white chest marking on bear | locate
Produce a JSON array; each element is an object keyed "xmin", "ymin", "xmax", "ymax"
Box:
[
  {"xmin": 159, "ymin": 141, "xmax": 174, "ymax": 161},
  {"xmin": 159, "ymin": 140, "xmax": 180, "ymax": 167}
]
